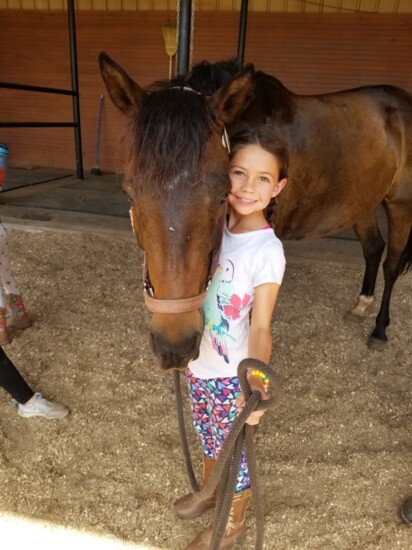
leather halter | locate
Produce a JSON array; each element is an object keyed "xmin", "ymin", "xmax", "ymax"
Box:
[{"xmin": 140, "ymin": 86, "xmax": 231, "ymax": 314}]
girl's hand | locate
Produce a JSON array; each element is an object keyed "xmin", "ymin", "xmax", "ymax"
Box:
[{"xmin": 235, "ymin": 375, "xmax": 268, "ymax": 426}]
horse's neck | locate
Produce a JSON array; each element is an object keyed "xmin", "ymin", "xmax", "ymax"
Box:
[{"xmin": 241, "ymin": 71, "xmax": 295, "ymax": 125}]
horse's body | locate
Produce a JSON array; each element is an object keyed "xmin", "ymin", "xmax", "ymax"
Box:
[
  {"xmin": 100, "ymin": 54, "xmax": 412, "ymax": 370},
  {"xmin": 241, "ymin": 77, "xmax": 410, "ymax": 238}
]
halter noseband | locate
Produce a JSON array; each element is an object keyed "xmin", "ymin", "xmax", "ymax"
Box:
[{"xmin": 144, "ymin": 291, "xmax": 209, "ymax": 314}]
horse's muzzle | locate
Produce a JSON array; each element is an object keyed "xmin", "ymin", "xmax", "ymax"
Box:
[{"xmin": 150, "ymin": 330, "xmax": 202, "ymax": 371}]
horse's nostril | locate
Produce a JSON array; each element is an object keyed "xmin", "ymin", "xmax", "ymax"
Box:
[
  {"xmin": 150, "ymin": 331, "xmax": 156, "ymax": 351},
  {"xmin": 192, "ymin": 333, "xmax": 201, "ymax": 360},
  {"xmin": 150, "ymin": 331, "xmax": 201, "ymax": 369}
]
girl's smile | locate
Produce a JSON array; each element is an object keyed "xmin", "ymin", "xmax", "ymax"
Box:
[{"xmin": 231, "ymin": 196, "xmax": 258, "ymax": 206}]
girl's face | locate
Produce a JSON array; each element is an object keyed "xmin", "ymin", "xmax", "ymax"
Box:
[{"xmin": 228, "ymin": 144, "xmax": 287, "ymax": 216}]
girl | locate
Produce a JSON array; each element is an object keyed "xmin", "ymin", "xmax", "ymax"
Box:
[{"xmin": 176, "ymin": 126, "xmax": 289, "ymax": 549}]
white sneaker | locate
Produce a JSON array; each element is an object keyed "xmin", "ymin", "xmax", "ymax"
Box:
[{"xmin": 17, "ymin": 392, "xmax": 69, "ymax": 419}]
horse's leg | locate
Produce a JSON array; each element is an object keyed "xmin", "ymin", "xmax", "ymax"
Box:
[
  {"xmin": 368, "ymin": 202, "xmax": 412, "ymax": 351},
  {"xmin": 345, "ymin": 212, "xmax": 385, "ymax": 322}
]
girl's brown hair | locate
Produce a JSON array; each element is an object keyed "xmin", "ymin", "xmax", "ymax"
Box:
[{"xmin": 229, "ymin": 125, "xmax": 289, "ymax": 180}]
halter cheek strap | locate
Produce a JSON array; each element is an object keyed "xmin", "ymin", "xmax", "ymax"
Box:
[{"xmin": 221, "ymin": 126, "xmax": 231, "ymax": 153}]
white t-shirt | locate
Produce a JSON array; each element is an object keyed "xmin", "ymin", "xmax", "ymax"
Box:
[{"xmin": 189, "ymin": 226, "xmax": 285, "ymax": 379}]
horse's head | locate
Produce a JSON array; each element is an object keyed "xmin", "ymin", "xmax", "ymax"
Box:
[{"xmin": 99, "ymin": 53, "xmax": 254, "ymax": 370}]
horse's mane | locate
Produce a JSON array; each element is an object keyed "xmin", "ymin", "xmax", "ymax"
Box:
[
  {"xmin": 127, "ymin": 60, "xmax": 239, "ymax": 188},
  {"xmin": 128, "ymin": 90, "xmax": 210, "ymax": 189},
  {"xmin": 183, "ymin": 59, "xmax": 240, "ymax": 95},
  {"xmin": 146, "ymin": 58, "xmax": 240, "ymax": 95}
]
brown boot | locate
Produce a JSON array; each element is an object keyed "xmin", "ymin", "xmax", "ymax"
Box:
[
  {"xmin": 5, "ymin": 293, "xmax": 31, "ymax": 329},
  {"xmin": 185, "ymin": 488, "xmax": 251, "ymax": 549},
  {"xmin": 175, "ymin": 457, "xmax": 217, "ymax": 520},
  {"xmin": 0, "ymin": 307, "xmax": 11, "ymax": 345}
]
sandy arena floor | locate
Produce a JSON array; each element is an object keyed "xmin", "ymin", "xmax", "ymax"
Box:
[{"xmin": 0, "ymin": 228, "xmax": 411, "ymax": 549}]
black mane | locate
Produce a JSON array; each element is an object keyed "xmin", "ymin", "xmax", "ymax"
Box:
[
  {"xmin": 183, "ymin": 59, "xmax": 240, "ymax": 95},
  {"xmin": 146, "ymin": 59, "xmax": 240, "ymax": 96},
  {"xmin": 127, "ymin": 59, "xmax": 240, "ymax": 188}
]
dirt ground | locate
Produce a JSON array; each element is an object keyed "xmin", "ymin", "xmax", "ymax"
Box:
[{"xmin": 0, "ymin": 227, "xmax": 411, "ymax": 550}]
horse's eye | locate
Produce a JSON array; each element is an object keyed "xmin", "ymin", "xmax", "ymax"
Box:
[
  {"xmin": 220, "ymin": 193, "xmax": 228, "ymax": 205},
  {"xmin": 122, "ymin": 188, "xmax": 134, "ymax": 206}
]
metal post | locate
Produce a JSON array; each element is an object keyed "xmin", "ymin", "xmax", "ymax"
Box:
[
  {"xmin": 237, "ymin": 0, "xmax": 249, "ymax": 69},
  {"xmin": 67, "ymin": 0, "xmax": 84, "ymax": 179},
  {"xmin": 177, "ymin": 0, "xmax": 192, "ymax": 77}
]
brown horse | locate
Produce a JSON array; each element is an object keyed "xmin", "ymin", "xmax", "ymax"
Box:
[{"xmin": 99, "ymin": 53, "xmax": 412, "ymax": 370}]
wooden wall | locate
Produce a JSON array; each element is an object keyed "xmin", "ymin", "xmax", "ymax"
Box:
[
  {"xmin": 0, "ymin": 10, "xmax": 411, "ymax": 174},
  {"xmin": 1, "ymin": 1, "xmax": 410, "ymax": 14}
]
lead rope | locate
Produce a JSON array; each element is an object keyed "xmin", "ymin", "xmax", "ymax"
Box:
[{"xmin": 173, "ymin": 358, "xmax": 282, "ymax": 550}]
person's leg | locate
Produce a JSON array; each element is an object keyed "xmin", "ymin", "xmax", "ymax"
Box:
[
  {"xmin": 0, "ymin": 307, "xmax": 11, "ymax": 345},
  {"xmin": 207, "ymin": 376, "xmax": 250, "ymax": 492},
  {"xmin": 401, "ymin": 498, "xmax": 412, "ymax": 523},
  {"xmin": 0, "ymin": 224, "xmax": 31, "ymax": 329},
  {"xmin": 0, "ymin": 347, "xmax": 69, "ymax": 419},
  {"xmin": 187, "ymin": 370, "xmax": 215, "ymax": 457},
  {"xmin": 184, "ymin": 375, "xmax": 251, "ymax": 550},
  {"xmin": 0, "ymin": 224, "xmax": 21, "ymax": 296},
  {"xmin": 175, "ymin": 370, "xmax": 216, "ymax": 520},
  {"xmin": 0, "ymin": 347, "xmax": 34, "ymax": 404},
  {"xmin": 0, "ymin": 225, "xmax": 11, "ymax": 344}
]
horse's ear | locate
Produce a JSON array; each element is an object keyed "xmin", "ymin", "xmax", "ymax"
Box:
[
  {"xmin": 99, "ymin": 52, "xmax": 146, "ymax": 117},
  {"xmin": 209, "ymin": 63, "xmax": 255, "ymax": 126}
]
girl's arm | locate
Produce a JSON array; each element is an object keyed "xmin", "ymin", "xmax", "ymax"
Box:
[
  {"xmin": 236, "ymin": 282, "xmax": 281, "ymax": 425},
  {"xmin": 248, "ymin": 282, "xmax": 281, "ymax": 362}
]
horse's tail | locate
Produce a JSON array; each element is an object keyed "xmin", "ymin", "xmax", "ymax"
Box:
[{"xmin": 399, "ymin": 225, "xmax": 412, "ymax": 274}]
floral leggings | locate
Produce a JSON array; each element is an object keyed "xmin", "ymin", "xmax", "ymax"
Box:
[{"xmin": 186, "ymin": 369, "xmax": 250, "ymax": 492}]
